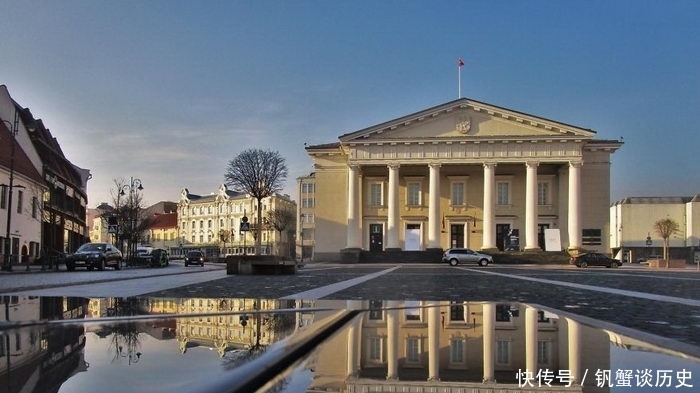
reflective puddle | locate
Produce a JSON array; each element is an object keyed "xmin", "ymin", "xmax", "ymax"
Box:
[{"xmin": 1, "ymin": 297, "xmax": 699, "ymax": 392}]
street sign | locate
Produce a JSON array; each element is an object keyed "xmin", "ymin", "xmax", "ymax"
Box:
[
  {"xmin": 108, "ymin": 224, "xmax": 119, "ymax": 234},
  {"xmin": 240, "ymin": 222, "xmax": 250, "ymax": 232}
]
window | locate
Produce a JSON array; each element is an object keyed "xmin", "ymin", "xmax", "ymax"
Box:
[
  {"xmin": 497, "ymin": 182, "xmax": 510, "ymax": 205},
  {"xmin": 302, "ymin": 183, "xmax": 315, "ymax": 193},
  {"xmin": 191, "ymin": 220, "xmax": 195, "ymax": 229},
  {"xmin": 16, "ymin": 190, "xmax": 23, "ymax": 213},
  {"xmin": 208, "ymin": 220, "xmax": 212, "ymax": 228},
  {"xmin": 369, "ymin": 183, "xmax": 383, "ymax": 206},
  {"xmin": 582, "ymin": 229, "xmax": 602, "ymax": 245},
  {"xmin": 450, "ymin": 338, "xmax": 465, "ymax": 363},
  {"xmin": 31, "ymin": 197, "xmax": 38, "ymax": 218},
  {"xmin": 496, "ymin": 340, "xmax": 510, "ymax": 365},
  {"xmin": 369, "ymin": 300, "xmax": 383, "ymax": 320},
  {"xmin": 406, "ymin": 337, "xmax": 420, "ymax": 363},
  {"xmin": 450, "ymin": 301, "xmax": 465, "ymax": 322},
  {"xmin": 406, "ymin": 182, "xmax": 421, "ymax": 206},
  {"xmin": 302, "ymin": 214, "xmax": 314, "ymax": 224},
  {"xmin": 537, "ymin": 182, "xmax": 550, "ymax": 205},
  {"xmin": 538, "ymin": 340, "xmax": 550, "ymax": 365},
  {"xmin": 301, "ymin": 198, "xmax": 314, "ymax": 208},
  {"xmin": 537, "ymin": 310, "xmax": 550, "ymax": 323},
  {"xmin": 451, "ymin": 182, "xmax": 465, "ymax": 206},
  {"xmin": 368, "ymin": 337, "xmax": 382, "ymax": 361}
]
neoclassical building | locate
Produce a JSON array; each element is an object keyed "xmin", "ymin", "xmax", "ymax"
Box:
[{"xmin": 307, "ymin": 98, "xmax": 622, "ymax": 261}]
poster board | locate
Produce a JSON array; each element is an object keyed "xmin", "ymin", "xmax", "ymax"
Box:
[{"xmin": 544, "ymin": 228, "xmax": 562, "ymax": 251}]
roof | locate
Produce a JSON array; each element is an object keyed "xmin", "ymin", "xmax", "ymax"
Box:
[
  {"xmin": 612, "ymin": 196, "xmax": 697, "ymax": 205},
  {"xmin": 0, "ymin": 120, "xmax": 44, "ymax": 185},
  {"xmin": 148, "ymin": 212, "xmax": 178, "ymax": 230},
  {"xmin": 338, "ymin": 97, "xmax": 596, "ymax": 141}
]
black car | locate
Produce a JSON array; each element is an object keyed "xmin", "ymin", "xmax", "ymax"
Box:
[
  {"xmin": 150, "ymin": 248, "xmax": 170, "ymax": 268},
  {"xmin": 64, "ymin": 242, "xmax": 122, "ymax": 271},
  {"xmin": 184, "ymin": 250, "xmax": 205, "ymax": 267},
  {"xmin": 570, "ymin": 252, "xmax": 621, "ymax": 268}
]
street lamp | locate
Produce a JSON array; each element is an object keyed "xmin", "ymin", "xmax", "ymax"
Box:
[
  {"xmin": 1, "ymin": 111, "xmax": 25, "ymax": 272},
  {"xmin": 119, "ymin": 177, "xmax": 144, "ymax": 264}
]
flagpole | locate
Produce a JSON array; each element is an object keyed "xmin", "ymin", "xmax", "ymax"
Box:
[{"xmin": 458, "ymin": 64, "xmax": 461, "ymax": 98}]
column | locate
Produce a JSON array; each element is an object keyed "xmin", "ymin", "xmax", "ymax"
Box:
[
  {"xmin": 568, "ymin": 161, "xmax": 583, "ymax": 251},
  {"xmin": 427, "ymin": 301, "xmax": 440, "ymax": 381},
  {"xmin": 387, "ymin": 164, "xmax": 400, "ymax": 250},
  {"xmin": 346, "ymin": 164, "xmax": 361, "ymax": 249},
  {"xmin": 482, "ymin": 302, "xmax": 495, "ymax": 383},
  {"xmin": 346, "ymin": 300, "xmax": 363, "ymax": 378},
  {"xmin": 524, "ymin": 161, "xmax": 540, "ymax": 250},
  {"xmin": 482, "ymin": 163, "xmax": 497, "ymax": 250},
  {"xmin": 566, "ymin": 317, "xmax": 582, "ymax": 384},
  {"xmin": 525, "ymin": 305, "xmax": 538, "ymax": 373},
  {"xmin": 428, "ymin": 163, "xmax": 441, "ymax": 249},
  {"xmin": 386, "ymin": 300, "xmax": 399, "ymax": 380}
]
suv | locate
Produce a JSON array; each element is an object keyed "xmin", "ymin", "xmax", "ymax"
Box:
[
  {"xmin": 442, "ymin": 248, "xmax": 493, "ymax": 267},
  {"xmin": 184, "ymin": 250, "xmax": 206, "ymax": 267},
  {"xmin": 65, "ymin": 243, "xmax": 122, "ymax": 271}
]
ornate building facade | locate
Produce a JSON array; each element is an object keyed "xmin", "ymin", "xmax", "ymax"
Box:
[
  {"xmin": 306, "ymin": 98, "xmax": 622, "ymax": 261},
  {"xmin": 177, "ymin": 184, "xmax": 296, "ymax": 257}
]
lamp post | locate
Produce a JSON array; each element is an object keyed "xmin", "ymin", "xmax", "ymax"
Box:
[
  {"xmin": 119, "ymin": 177, "xmax": 144, "ymax": 264},
  {"xmin": 1, "ymin": 111, "xmax": 25, "ymax": 272}
]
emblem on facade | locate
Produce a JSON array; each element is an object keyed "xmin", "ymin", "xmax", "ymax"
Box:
[{"xmin": 456, "ymin": 116, "xmax": 471, "ymax": 134}]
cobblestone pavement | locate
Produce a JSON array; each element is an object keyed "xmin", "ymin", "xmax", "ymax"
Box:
[{"xmin": 143, "ymin": 264, "xmax": 700, "ymax": 349}]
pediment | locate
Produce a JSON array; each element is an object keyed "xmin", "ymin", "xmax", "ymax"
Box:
[{"xmin": 339, "ymin": 98, "xmax": 596, "ymax": 143}]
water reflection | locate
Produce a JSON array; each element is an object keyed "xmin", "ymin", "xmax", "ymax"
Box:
[{"xmin": 1, "ymin": 297, "xmax": 698, "ymax": 393}]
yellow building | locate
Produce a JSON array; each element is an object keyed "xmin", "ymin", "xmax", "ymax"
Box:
[
  {"xmin": 177, "ymin": 184, "xmax": 296, "ymax": 256},
  {"xmin": 306, "ymin": 98, "xmax": 622, "ymax": 262}
]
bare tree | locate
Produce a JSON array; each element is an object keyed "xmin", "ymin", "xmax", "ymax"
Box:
[
  {"xmin": 653, "ymin": 218, "xmax": 680, "ymax": 268},
  {"xmin": 110, "ymin": 178, "xmax": 153, "ymax": 263},
  {"xmin": 266, "ymin": 207, "xmax": 296, "ymax": 256},
  {"xmin": 224, "ymin": 149, "xmax": 288, "ymax": 255}
]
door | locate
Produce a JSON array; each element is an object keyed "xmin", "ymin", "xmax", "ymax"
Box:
[
  {"xmin": 538, "ymin": 224, "xmax": 550, "ymax": 250},
  {"xmin": 450, "ymin": 224, "xmax": 465, "ymax": 248},
  {"xmin": 369, "ymin": 224, "xmax": 383, "ymax": 251},
  {"xmin": 405, "ymin": 224, "xmax": 421, "ymax": 251},
  {"xmin": 496, "ymin": 224, "xmax": 511, "ymax": 251}
]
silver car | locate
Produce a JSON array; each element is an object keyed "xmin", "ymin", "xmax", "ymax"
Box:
[{"xmin": 442, "ymin": 248, "xmax": 493, "ymax": 267}]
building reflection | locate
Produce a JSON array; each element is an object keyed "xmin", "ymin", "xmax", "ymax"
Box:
[
  {"xmin": 3, "ymin": 297, "xmax": 697, "ymax": 393},
  {"xmin": 310, "ymin": 300, "xmax": 608, "ymax": 393},
  {"xmin": 1, "ymin": 296, "xmax": 88, "ymax": 393}
]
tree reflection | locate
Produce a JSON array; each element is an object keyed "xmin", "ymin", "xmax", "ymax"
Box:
[{"xmin": 109, "ymin": 297, "xmax": 145, "ymax": 365}]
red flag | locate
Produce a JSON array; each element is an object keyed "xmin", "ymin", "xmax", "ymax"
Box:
[{"xmin": 458, "ymin": 58, "xmax": 465, "ymax": 67}]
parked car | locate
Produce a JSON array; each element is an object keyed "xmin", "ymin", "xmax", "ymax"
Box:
[
  {"xmin": 442, "ymin": 248, "xmax": 493, "ymax": 267},
  {"xmin": 570, "ymin": 252, "xmax": 621, "ymax": 268},
  {"xmin": 65, "ymin": 242, "xmax": 122, "ymax": 271},
  {"xmin": 150, "ymin": 248, "xmax": 169, "ymax": 268},
  {"xmin": 637, "ymin": 254, "xmax": 663, "ymax": 263},
  {"xmin": 184, "ymin": 250, "xmax": 206, "ymax": 267},
  {"xmin": 136, "ymin": 246, "xmax": 154, "ymax": 265}
]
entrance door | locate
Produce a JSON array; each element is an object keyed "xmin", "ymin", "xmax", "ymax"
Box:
[
  {"xmin": 369, "ymin": 224, "xmax": 383, "ymax": 251},
  {"xmin": 538, "ymin": 224, "xmax": 550, "ymax": 250},
  {"xmin": 496, "ymin": 224, "xmax": 511, "ymax": 251},
  {"xmin": 450, "ymin": 224, "xmax": 465, "ymax": 248},
  {"xmin": 405, "ymin": 224, "xmax": 421, "ymax": 251}
]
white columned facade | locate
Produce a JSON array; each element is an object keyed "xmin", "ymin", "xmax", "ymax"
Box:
[
  {"xmin": 386, "ymin": 300, "xmax": 399, "ymax": 380},
  {"xmin": 428, "ymin": 163, "xmax": 441, "ymax": 249},
  {"xmin": 387, "ymin": 164, "xmax": 400, "ymax": 250},
  {"xmin": 482, "ymin": 163, "xmax": 497, "ymax": 250},
  {"xmin": 525, "ymin": 305, "xmax": 539, "ymax": 373},
  {"xmin": 568, "ymin": 161, "xmax": 583, "ymax": 251},
  {"xmin": 427, "ymin": 301, "xmax": 440, "ymax": 381},
  {"xmin": 524, "ymin": 161, "xmax": 540, "ymax": 250},
  {"xmin": 482, "ymin": 302, "xmax": 495, "ymax": 383},
  {"xmin": 346, "ymin": 164, "xmax": 361, "ymax": 249}
]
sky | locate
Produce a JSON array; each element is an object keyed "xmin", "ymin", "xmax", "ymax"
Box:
[{"xmin": 1, "ymin": 1, "xmax": 699, "ymax": 208}]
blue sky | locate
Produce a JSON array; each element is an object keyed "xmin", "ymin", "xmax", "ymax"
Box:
[{"xmin": 2, "ymin": 1, "xmax": 698, "ymax": 207}]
